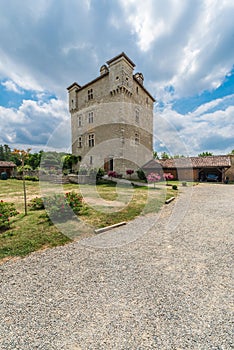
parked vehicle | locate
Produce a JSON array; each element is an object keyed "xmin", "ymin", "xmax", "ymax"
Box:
[{"xmin": 206, "ymin": 173, "xmax": 219, "ymax": 182}]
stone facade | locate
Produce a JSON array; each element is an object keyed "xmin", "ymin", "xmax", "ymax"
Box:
[{"xmin": 67, "ymin": 52, "xmax": 155, "ymax": 174}]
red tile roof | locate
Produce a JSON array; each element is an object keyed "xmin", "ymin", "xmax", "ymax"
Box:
[
  {"xmin": 0, "ymin": 161, "xmax": 16, "ymax": 167},
  {"xmin": 160, "ymin": 156, "xmax": 231, "ymax": 169}
]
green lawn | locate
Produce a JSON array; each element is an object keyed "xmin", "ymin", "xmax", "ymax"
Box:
[{"xmin": 0, "ymin": 178, "xmax": 178, "ymax": 261}]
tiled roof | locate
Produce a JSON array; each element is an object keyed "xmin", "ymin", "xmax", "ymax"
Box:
[
  {"xmin": 0, "ymin": 161, "xmax": 16, "ymax": 167},
  {"xmin": 142, "ymin": 159, "xmax": 162, "ymax": 169},
  {"xmin": 160, "ymin": 156, "xmax": 231, "ymax": 169}
]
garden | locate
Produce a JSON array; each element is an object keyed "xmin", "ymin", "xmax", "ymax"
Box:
[{"xmin": 0, "ymin": 173, "xmax": 181, "ymax": 261}]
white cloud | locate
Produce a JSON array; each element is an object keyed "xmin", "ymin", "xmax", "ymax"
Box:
[
  {"xmin": 0, "ymin": 0, "xmax": 233, "ymax": 154},
  {"xmin": 119, "ymin": 0, "xmax": 234, "ymax": 98},
  {"xmin": 0, "ymin": 98, "xmax": 69, "ymax": 150},
  {"xmin": 154, "ymin": 96, "xmax": 234, "ymax": 155},
  {"xmin": 1, "ymin": 80, "xmax": 23, "ymax": 94}
]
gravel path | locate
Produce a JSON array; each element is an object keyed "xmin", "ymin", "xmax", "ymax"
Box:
[{"xmin": 0, "ymin": 184, "xmax": 233, "ymax": 349}]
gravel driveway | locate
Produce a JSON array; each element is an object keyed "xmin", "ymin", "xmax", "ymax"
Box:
[{"xmin": 0, "ymin": 183, "xmax": 233, "ymax": 349}]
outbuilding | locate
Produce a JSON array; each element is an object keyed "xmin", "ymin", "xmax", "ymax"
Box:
[
  {"xmin": 142, "ymin": 156, "xmax": 232, "ymax": 183},
  {"xmin": 0, "ymin": 161, "xmax": 16, "ymax": 178},
  {"xmin": 160, "ymin": 156, "xmax": 231, "ymax": 182}
]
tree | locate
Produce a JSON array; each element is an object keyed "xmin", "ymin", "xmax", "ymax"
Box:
[
  {"xmin": 61, "ymin": 154, "xmax": 80, "ymax": 173},
  {"xmin": 198, "ymin": 151, "xmax": 213, "ymax": 157},
  {"xmin": 13, "ymin": 149, "xmax": 31, "ymax": 215},
  {"xmin": 229, "ymin": 149, "xmax": 234, "ymax": 155},
  {"xmin": 0, "ymin": 144, "xmax": 12, "ymax": 161},
  {"xmin": 153, "ymin": 151, "xmax": 159, "ymax": 159},
  {"xmin": 163, "ymin": 172, "xmax": 174, "ymax": 185},
  {"xmin": 173, "ymin": 154, "xmax": 185, "ymax": 158},
  {"xmin": 147, "ymin": 172, "xmax": 161, "ymax": 188},
  {"xmin": 161, "ymin": 152, "xmax": 170, "ymax": 159},
  {"xmin": 25, "ymin": 151, "xmax": 43, "ymax": 169}
]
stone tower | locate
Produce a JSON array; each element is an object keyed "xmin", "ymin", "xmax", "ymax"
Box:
[{"xmin": 67, "ymin": 52, "xmax": 155, "ymax": 174}]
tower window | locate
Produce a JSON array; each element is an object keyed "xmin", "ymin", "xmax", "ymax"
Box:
[
  {"xmin": 78, "ymin": 116, "xmax": 82, "ymax": 127},
  {"xmin": 88, "ymin": 89, "xmax": 93, "ymax": 100},
  {"xmin": 135, "ymin": 132, "xmax": 139, "ymax": 145},
  {"xmin": 135, "ymin": 110, "xmax": 139, "ymax": 123},
  {"xmin": 78, "ymin": 136, "xmax": 82, "ymax": 148},
  {"xmin": 136, "ymin": 86, "xmax": 138, "ymax": 94},
  {"xmin": 90, "ymin": 156, "xmax": 93, "ymax": 165},
  {"xmin": 88, "ymin": 111, "xmax": 94, "ymax": 123},
  {"xmin": 88, "ymin": 133, "xmax": 95, "ymax": 147}
]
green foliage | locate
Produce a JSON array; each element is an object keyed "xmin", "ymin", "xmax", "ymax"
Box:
[
  {"xmin": 198, "ymin": 151, "xmax": 213, "ymax": 157},
  {"xmin": 17, "ymin": 165, "xmax": 33, "ymax": 175},
  {"xmin": 40, "ymin": 152, "xmax": 61, "ymax": 170},
  {"xmin": 43, "ymin": 191, "xmax": 83, "ymax": 222},
  {"xmin": 0, "ymin": 144, "xmax": 11, "ymax": 161},
  {"xmin": 161, "ymin": 152, "xmax": 170, "ymax": 159},
  {"xmin": 0, "ymin": 201, "xmax": 19, "ymax": 230},
  {"xmin": 172, "ymin": 185, "xmax": 178, "ymax": 190},
  {"xmin": 28, "ymin": 197, "xmax": 45, "ymax": 210},
  {"xmin": 25, "ymin": 151, "xmax": 43, "ymax": 169},
  {"xmin": 96, "ymin": 168, "xmax": 105, "ymax": 181},
  {"xmin": 79, "ymin": 167, "xmax": 88, "ymax": 175},
  {"xmin": 24, "ymin": 176, "xmax": 39, "ymax": 181},
  {"xmin": 62, "ymin": 154, "xmax": 80, "ymax": 172},
  {"xmin": 173, "ymin": 154, "xmax": 185, "ymax": 158},
  {"xmin": 153, "ymin": 151, "xmax": 159, "ymax": 159},
  {"xmin": 136, "ymin": 169, "xmax": 147, "ymax": 181}
]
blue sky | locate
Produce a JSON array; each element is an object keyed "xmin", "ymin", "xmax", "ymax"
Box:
[{"xmin": 0, "ymin": 0, "xmax": 233, "ymax": 156}]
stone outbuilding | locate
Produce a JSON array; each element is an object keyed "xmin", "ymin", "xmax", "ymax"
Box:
[
  {"xmin": 142, "ymin": 156, "xmax": 232, "ymax": 183},
  {"xmin": 0, "ymin": 161, "xmax": 16, "ymax": 178}
]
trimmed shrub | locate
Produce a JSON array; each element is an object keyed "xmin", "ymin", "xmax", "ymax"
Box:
[
  {"xmin": 0, "ymin": 200, "xmax": 19, "ymax": 230},
  {"xmin": 43, "ymin": 191, "xmax": 83, "ymax": 222},
  {"xmin": 136, "ymin": 169, "xmax": 147, "ymax": 182},
  {"xmin": 28, "ymin": 197, "xmax": 45, "ymax": 210},
  {"xmin": 108, "ymin": 171, "xmax": 117, "ymax": 178},
  {"xmin": 172, "ymin": 185, "xmax": 178, "ymax": 190}
]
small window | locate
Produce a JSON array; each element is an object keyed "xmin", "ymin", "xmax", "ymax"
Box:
[
  {"xmin": 78, "ymin": 116, "xmax": 82, "ymax": 127},
  {"xmin": 78, "ymin": 136, "xmax": 82, "ymax": 148},
  {"xmin": 146, "ymin": 97, "xmax": 149, "ymax": 105},
  {"xmin": 88, "ymin": 133, "xmax": 95, "ymax": 147},
  {"xmin": 88, "ymin": 111, "xmax": 94, "ymax": 123},
  {"xmin": 90, "ymin": 156, "xmax": 93, "ymax": 165},
  {"xmin": 116, "ymin": 76, "xmax": 119, "ymax": 80},
  {"xmin": 135, "ymin": 132, "xmax": 139, "ymax": 145},
  {"xmin": 136, "ymin": 86, "xmax": 138, "ymax": 94},
  {"xmin": 88, "ymin": 89, "xmax": 93, "ymax": 100},
  {"xmin": 135, "ymin": 110, "xmax": 139, "ymax": 123}
]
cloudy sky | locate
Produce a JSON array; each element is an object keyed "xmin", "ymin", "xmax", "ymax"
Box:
[{"xmin": 0, "ymin": 0, "xmax": 233, "ymax": 156}]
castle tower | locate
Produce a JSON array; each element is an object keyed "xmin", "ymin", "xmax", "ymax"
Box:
[{"xmin": 67, "ymin": 52, "xmax": 155, "ymax": 174}]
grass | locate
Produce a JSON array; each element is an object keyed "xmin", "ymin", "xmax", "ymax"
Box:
[{"xmin": 0, "ymin": 178, "xmax": 178, "ymax": 261}]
